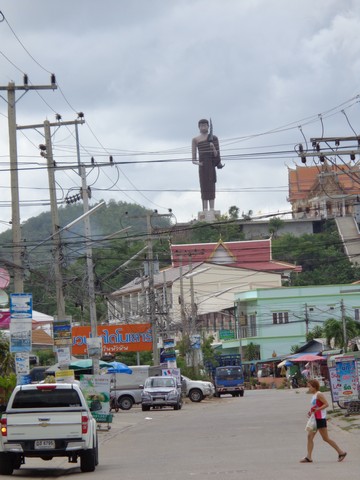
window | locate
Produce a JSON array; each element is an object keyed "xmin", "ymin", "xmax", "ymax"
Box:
[
  {"xmin": 249, "ymin": 314, "xmax": 257, "ymax": 336},
  {"xmin": 272, "ymin": 312, "xmax": 289, "ymax": 324},
  {"xmin": 12, "ymin": 389, "xmax": 81, "ymax": 409},
  {"xmin": 355, "ymin": 308, "xmax": 360, "ymax": 322}
]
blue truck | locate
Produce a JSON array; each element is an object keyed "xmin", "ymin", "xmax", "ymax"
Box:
[{"xmin": 206, "ymin": 354, "xmax": 245, "ymax": 398}]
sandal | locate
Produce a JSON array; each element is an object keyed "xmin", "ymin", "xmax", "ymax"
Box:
[
  {"xmin": 300, "ymin": 457, "xmax": 313, "ymax": 463},
  {"xmin": 338, "ymin": 453, "xmax": 347, "ymax": 462}
]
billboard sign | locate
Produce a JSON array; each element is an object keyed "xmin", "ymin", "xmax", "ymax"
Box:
[{"xmin": 72, "ymin": 323, "xmax": 152, "ymax": 355}]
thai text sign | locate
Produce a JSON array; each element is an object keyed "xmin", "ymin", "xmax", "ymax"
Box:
[
  {"xmin": 219, "ymin": 329, "xmax": 235, "ymax": 340},
  {"xmin": 72, "ymin": 324, "xmax": 152, "ymax": 355},
  {"xmin": 335, "ymin": 356, "xmax": 358, "ymax": 403}
]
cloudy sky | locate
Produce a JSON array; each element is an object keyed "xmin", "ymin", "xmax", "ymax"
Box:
[{"xmin": 1, "ymin": 0, "xmax": 360, "ymax": 235}]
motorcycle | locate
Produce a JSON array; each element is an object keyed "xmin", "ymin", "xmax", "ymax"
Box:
[{"xmin": 290, "ymin": 374, "xmax": 299, "ymax": 389}]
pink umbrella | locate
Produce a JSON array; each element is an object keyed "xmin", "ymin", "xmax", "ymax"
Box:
[{"xmin": 291, "ymin": 354, "xmax": 324, "ymax": 362}]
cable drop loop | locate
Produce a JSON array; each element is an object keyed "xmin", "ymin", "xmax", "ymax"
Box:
[{"xmin": 0, "ymin": 11, "xmax": 5, "ymax": 22}]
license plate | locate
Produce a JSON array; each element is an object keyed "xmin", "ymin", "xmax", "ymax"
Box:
[{"xmin": 35, "ymin": 440, "xmax": 55, "ymax": 449}]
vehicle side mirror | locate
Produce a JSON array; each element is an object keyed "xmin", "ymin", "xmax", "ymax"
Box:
[
  {"xmin": 139, "ymin": 384, "xmax": 144, "ymax": 389},
  {"xmin": 0, "ymin": 404, "xmax": 6, "ymax": 413}
]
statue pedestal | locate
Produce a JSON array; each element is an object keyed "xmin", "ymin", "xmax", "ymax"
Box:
[{"xmin": 198, "ymin": 210, "xmax": 221, "ymax": 222}]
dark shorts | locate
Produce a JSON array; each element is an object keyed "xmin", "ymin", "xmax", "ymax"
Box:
[{"xmin": 316, "ymin": 418, "xmax": 327, "ymax": 429}]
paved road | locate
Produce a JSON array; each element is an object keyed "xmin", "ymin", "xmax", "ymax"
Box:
[{"xmin": 12, "ymin": 388, "xmax": 360, "ymax": 479}]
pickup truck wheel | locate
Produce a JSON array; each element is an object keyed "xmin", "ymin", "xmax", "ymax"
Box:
[
  {"xmin": 189, "ymin": 389, "xmax": 203, "ymax": 402},
  {"xmin": 0, "ymin": 453, "xmax": 14, "ymax": 475},
  {"xmin": 240, "ymin": 391, "xmax": 244, "ymax": 397},
  {"xmin": 80, "ymin": 449, "xmax": 96, "ymax": 472},
  {"xmin": 13, "ymin": 454, "xmax": 22, "ymax": 470},
  {"xmin": 173, "ymin": 402, "xmax": 180, "ymax": 410},
  {"xmin": 118, "ymin": 395, "xmax": 134, "ymax": 410},
  {"xmin": 141, "ymin": 405, "xmax": 150, "ymax": 411}
]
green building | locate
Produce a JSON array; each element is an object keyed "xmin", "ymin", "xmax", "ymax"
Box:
[{"xmin": 219, "ymin": 284, "xmax": 360, "ymax": 360}]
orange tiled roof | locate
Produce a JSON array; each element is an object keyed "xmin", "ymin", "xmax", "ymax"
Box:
[
  {"xmin": 32, "ymin": 328, "xmax": 54, "ymax": 346},
  {"xmin": 288, "ymin": 164, "xmax": 360, "ymax": 201}
]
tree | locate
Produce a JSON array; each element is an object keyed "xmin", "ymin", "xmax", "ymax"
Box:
[
  {"xmin": 272, "ymin": 225, "xmax": 360, "ymax": 285},
  {"xmin": 0, "ymin": 374, "xmax": 16, "ymax": 403},
  {"xmin": 290, "ymin": 344, "xmax": 302, "ymax": 353},
  {"xmin": 241, "ymin": 210, "xmax": 253, "ymax": 221},
  {"xmin": 323, "ymin": 317, "xmax": 360, "ymax": 349},
  {"xmin": 0, "ymin": 332, "xmax": 14, "ymax": 376},
  {"xmin": 201, "ymin": 335, "xmax": 216, "ymax": 365},
  {"xmin": 244, "ymin": 342, "xmax": 259, "ymax": 360},
  {"xmin": 228, "ymin": 206, "xmax": 239, "ymax": 220},
  {"xmin": 306, "ymin": 326, "xmax": 324, "ymax": 342},
  {"xmin": 268, "ymin": 217, "xmax": 284, "ymax": 238}
]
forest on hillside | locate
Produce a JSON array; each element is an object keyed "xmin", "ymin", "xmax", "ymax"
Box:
[{"xmin": 0, "ymin": 201, "xmax": 359, "ymax": 323}]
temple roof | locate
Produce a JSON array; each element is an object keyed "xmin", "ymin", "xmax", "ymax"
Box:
[
  {"xmin": 171, "ymin": 238, "xmax": 301, "ymax": 273},
  {"xmin": 288, "ymin": 163, "xmax": 360, "ymax": 202}
]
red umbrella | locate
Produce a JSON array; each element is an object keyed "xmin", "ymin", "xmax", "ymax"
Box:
[{"xmin": 291, "ymin": 354, "xmax": 324, "ymax": 362}]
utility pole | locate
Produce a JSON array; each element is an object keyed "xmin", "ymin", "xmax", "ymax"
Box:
[
  {"xmin": 17, "ymin": 116, "xmax": 85, "ymax": 321},
  {"xmin": 0, "ymin": 78, "xmax": 57, "ymax": 292},
  {"xmin": 79, "ymin": 164, "xmax": 99, "ymax": 373},
  {"xmin": 341, "ymin": 299, "xmax": 347, "ymax": 353},
  {"xmin": 188, "ymin": 256, "xmax": 199, "ymax": 370},
  {"xmin": 178, "ymin": 256, "xmax": 186, "ymax": 335},
  {"xmin": 236, "ymin": 299, "xmax": 243, "ymax": 357},
  {"xmin": 122, "ymin": 210, "xmax": 174, "ymax": 365},
  {"xmin": 147, "ymin": 212, "xmax": 159, "ymax": 365},
  {"xmin": 44, "ymin": 121, "xmax": 66, "ymax": 319},
  {"xmin": 304, "ymin": 303, "xmax": 309, "ymax": 336}
]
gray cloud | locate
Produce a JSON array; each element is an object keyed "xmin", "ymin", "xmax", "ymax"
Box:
[{"xmin": 0, "ymin": 0, "xmax": 360, "ymax": 235}]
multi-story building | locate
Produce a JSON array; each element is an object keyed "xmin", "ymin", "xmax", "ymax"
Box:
[
  {"xmin": 220, "ymin": 284, "xmax": 360, "ymax": 359},
  {"xmin": 107, "ymin": 238, "xmax": 300, "ymax": 343}
]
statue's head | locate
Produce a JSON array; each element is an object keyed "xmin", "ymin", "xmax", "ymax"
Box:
[{"xmin": 198, "ymin": 119, "xmax": 209, "ymax": 127}]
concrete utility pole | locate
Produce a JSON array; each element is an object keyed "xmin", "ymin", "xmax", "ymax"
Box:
[
  {"xmin": 44, "ymin": 121, "xmax": 66, "ymax": 319},
  {"xmin": 146, "ymin": 212, "xmax": 159, "ymax": 365},
  {"xmin": 304, "ymin": 303, "xmax": 309, "ymax": 336},
  {"xmin": 341, "ymin": 299, "xmax": 347, "ymax": 353},
  {"xmin": 0, "ymin": 79, "xmax": 57, "ymax": 292},
  {"xmin": 179, "ymin": 256, "xmax": 186, "ymax": 333},
  {"xmin": 17, "ymin": 117, "xmax": 85, "ymax": 321},
  {"xmin": 79, "ymin": 164, "xmax": 100, "ymax": 373},
  {"xmin": 123, "ymin": 210, "xmax": 174, "ymax": 365},
  {"xmin": 236, "ymin": 300, "xmax": 243, "ymax": 356},
  {"xmin": 188, "ymin": 257, "xmax": 199, "ymax": 370}
]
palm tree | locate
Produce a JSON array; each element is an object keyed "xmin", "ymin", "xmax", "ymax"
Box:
[
  {"xmin": 323, "ymin": 317, "xmax": 360, "ymax": 349},
  {"xmin": 306, "ymin": 326, "xmax": 324, "ymax": 342}
]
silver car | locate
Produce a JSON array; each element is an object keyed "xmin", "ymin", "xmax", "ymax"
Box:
[{"xmin": 141, "ymin": 376, "xmax": 182, "ymax": 411}]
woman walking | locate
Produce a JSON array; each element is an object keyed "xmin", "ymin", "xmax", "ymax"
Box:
[{"xmin": 300, "ymin": 379, "xmax": 347, "ymax": 463}]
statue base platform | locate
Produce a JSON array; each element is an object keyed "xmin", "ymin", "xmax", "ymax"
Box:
[{"xmin": 198, "ymin": 210, "xmax": 221, "ymax": 222}]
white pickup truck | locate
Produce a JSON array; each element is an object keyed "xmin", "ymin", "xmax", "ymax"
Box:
[
  {"xmin": 181, "ymin": 376, "xmax": 215, "ymax": 402},
  {"xmin": 0, "ymin": 383, "xmax": 99, "ymax": 475}
]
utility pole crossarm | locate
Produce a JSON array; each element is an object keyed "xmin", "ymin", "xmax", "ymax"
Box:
[
  {"xmin": 17, "ymin": 119, "xmax": 85, "ymax": 130},
  {"xmin": 0, "ymin": 85, "xmax": 57, "ymax": 91}
]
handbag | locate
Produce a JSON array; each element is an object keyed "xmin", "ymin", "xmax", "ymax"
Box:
[{"xmin": 305, "ymin": 414, "xmax": 317, "ymax": 432}]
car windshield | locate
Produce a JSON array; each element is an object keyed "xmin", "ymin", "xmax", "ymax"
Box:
[{"xmin": 145, "ymin": 377, "xmax": 175, "ymax": 388}]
